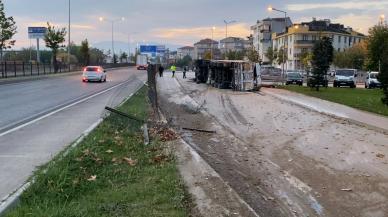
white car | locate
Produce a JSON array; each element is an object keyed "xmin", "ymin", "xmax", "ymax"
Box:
[
  {"xmin": 365, "ymin": 72, "xmax": 382, "ymax": 89},
  {"xmin": 333, "ymin": 69, "xmax": 357, "ymax": 88},
  {"xmin": 82, "ymin": 66, "xmax": 107, "ymax": 82}
]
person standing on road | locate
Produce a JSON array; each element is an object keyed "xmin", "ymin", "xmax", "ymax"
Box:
[
  {"xmin": 171, "ymin": 65, "xmax": 176, "ymax": 78},
  {"xmin": 183, "ymin": 66, "xmax": 187, "ymax": 79},
  {"xmin": 158, "ymin": 65, "xmax": 164, "ymax": 77}
]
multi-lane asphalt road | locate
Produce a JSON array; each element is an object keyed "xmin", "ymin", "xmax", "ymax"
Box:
[{"xmin": 0, "ymin": 67, "xmax": 147, "ymax": 201}]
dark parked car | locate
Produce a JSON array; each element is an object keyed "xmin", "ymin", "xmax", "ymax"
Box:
[{"xmin": 286, "ymin": 72, "xmax": 303, "ymax": 86}]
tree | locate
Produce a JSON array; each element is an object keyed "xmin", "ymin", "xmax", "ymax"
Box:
[
  {"xmin": 89, "ymin": 48, "xmax": 106, "ymax": 64},
  {"xmin": 119, "ymin": 52, "xmax": 128, "ymax": 63},
  {"xmin": 276, "ymin": 47, "xmax": 288, "ymax": 66},
  {"xmin": 300, "ymin": 51, "xmax": 313, "ymax": 72},
  {"xmin": 203, "ymin": 51, "xmax": 211, "ymax": 60},
  {"xmin": 310, "ymin": 36, "xmax": 334, "ymax": 91},
  {"xmin": 176, "ymin": 55, "xmax": 192, "ymax": 67},
  {"xmin": 44, "ymin": 22, "xmax": 66, "ymax": 72},
  {"xmin": 0, "ymin": 0, "xmax": 17, "ymax": 62},
  {"xmin": 333, "ymin": 41, "xmax": 367, "ymax": 70},
  {"xmin": 246, "ymin": 47, "xmax": 260, "ymax": 63},
  {"xmin": 223, "ymin": 50, "xmax": 244, "ymax": 60},
  {"xmin": 265, "ymin": 47, "xmax": 276, "ymax": 65},
  {"xmin": 367, "ymin": 24, "xmax": 388, "ymax": 104},
  {"xmin": 113, "ymin": 54, "xmax": 118, "ymax": 64},
  {"xmin": 80, "ymin": 39, "xmax": 90, "ymax": 66}
]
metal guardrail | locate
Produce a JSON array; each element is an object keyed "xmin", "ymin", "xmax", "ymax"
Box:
[{"xmin": 0, "ymin": 62, "xmax": 134, "ymax": 79}]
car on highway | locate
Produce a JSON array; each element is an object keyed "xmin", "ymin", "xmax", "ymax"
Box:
[
  {"xmin": 82, "ymin": 66, "xmax": 107, "ymax": 82},
  {"xmin": 365, "ymin": 71, "xmax": 382, "ymax": 89},
  {"xmin": 286, "ymin": 72, "xmax": 303, "ymax": 86},
  {"xmin": 333, "ymin": 69, "xmax": 357, "ymax": 88}
]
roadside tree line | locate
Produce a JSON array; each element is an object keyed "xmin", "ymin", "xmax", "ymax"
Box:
[{"xmin": 0, "ymin": 0, "xmax": 131, "ymax": 73}]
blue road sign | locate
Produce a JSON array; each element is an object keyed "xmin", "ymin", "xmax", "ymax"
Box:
[
  {"xmin": 140, "ymin": 45, "xmax": 157, "ymax": 53},
  {"xmin": 28, "ymin": 27, "xmax": 47, "ymax": 39}
]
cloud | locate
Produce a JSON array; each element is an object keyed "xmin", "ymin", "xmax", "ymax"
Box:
[
  {"xmin": 287, "ymin": 1, "xmax": 388, "ymax": 11},
  {"xmin": 152, "ymin": 23, "xmax": 251, "ymax": 45}
]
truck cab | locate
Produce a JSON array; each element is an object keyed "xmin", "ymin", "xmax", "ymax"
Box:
[{"xmin": 333, "ymin": 69, "xmax": 357, "ymax": 88}]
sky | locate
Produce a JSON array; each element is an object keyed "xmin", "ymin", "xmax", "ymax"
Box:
[{"xmin": 3, "ymin": 0, "xmax": 388, "ymax": 52}]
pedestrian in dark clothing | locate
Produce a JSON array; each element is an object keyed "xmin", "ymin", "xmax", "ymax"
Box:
[
  {"xmin": 183, "ymin": 66, "xmax": 187, "ymax": 79},
  {"xmin": 159, "ymin": 66, "xmax": 164, "ymax": 77}
]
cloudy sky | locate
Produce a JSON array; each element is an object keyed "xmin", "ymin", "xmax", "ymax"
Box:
[{"xmin": 3, "ymin": 0, "xmax": 388, "ymax": 51}]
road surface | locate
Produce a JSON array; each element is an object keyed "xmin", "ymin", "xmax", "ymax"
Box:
[
  {"xmin": 0, "ymin": 67, "xmax": 146, "ymax": 201},
  {"xmin": 158, "ymin": 71, "xmax": 388, "ymax": 217}
]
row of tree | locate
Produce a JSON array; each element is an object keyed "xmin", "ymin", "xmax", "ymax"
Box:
[{"xmin": 0, "ymin": 0, "xmax": 131, "ymax": 73}]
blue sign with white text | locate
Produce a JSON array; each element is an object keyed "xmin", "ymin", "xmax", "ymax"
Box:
[{"xmin": 28, "ymin": 27, "xmax": 47, "ymax": 39}]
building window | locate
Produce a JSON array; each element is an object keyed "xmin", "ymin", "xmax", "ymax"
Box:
[
  {"xmin": 312, "ymin": 35, "xmax": 317, "ymax": 41},
  {"xmin": 338, "ymin": 36, "xmax": 341, "ymax": 43},
  {"xmin": 344, "ymin": 37, "xmax": 347, "ymax": 43},
  {"xmin": 338, "ymin": 48, "xmax": 341, "ymax": 52},
  {"xmin": 302, "ymin": 34, "xmax": 308, "ymax": 41}
]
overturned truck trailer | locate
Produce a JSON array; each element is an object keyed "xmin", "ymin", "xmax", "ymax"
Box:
[{"xmin": 195, "ymin": 60, "xmax": 260, "ymax": 91}]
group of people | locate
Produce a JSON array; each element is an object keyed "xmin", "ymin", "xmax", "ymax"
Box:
[{"xmin": 158, "ymin": 65, "xmax": 188, "ymax": 79}]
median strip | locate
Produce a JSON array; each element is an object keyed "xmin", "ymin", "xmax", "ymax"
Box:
[{"xmin": 3, "ymin": 86, "xmax": 190, "ymax": 217}]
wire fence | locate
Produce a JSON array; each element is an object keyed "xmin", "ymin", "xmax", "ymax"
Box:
[{"xmin": 0, "ymin": 62, "xmax": 135, "ymax": 79}]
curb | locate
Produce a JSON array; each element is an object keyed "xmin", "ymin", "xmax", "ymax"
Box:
[{"xmin": 263, "ymin": 89, "xmax": 388, "ymax": 135}]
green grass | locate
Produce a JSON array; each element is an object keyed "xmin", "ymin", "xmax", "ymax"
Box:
[
  {"xmin": 282, "ymin": 85, "xmax": 388, "ymax": 116},
  {"xmin": 5, "ymin": 86, "xmax": 190, "ymax": 217}
]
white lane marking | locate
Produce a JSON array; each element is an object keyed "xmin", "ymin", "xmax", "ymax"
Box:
[{"xmin": 0, "ymin": 80, "xmax": 131, "ymax": 138}]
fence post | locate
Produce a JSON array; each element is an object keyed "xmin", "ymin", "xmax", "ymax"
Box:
[
  {"xmin": 43, "ymin": 63, "xmax": 46, "ymax": 74},
  {"xmin": 14, "ymin": 61, "xmax": 17, "ymax": 77},
  {"xmin": 22, "ymin": 62, "xmax": 25, "ymax": 76},
  {"xmin": 30, "ymin": 62, "xmax": 33, "ymax": 76},
  {"xmin": 49, "ymin": 64, "xmax": 52, "ymax": 74},
  {"xmin": 1, "ymin": 62, "xmax": 3, "ymax": 78},
  {"xmin": 4, "ymin": 62, "xmax": 7, "ymax": 78},
  {"xmin": 37, "ymin": 62, "xmax": 40, "ymax": 75}
]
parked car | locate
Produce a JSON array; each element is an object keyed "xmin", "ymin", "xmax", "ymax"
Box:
[
  {"xmin": 82, "ymin": 66, "xmax": 107, "ymax": 82},
  {"xmin": 286, "ymin": 72, "xmax": 303, "ymax": 86},
  {"xmin": 365, "ymin": 71, "xmax": 382, "ymax": 89},
  {"xmin": 333, "ymin": 69, "xmax": 357, "ymax": 88}
]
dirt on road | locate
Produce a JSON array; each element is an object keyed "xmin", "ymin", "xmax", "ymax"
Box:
[{"xmin": 157, "ymin": 72, "xmax": 388, "ymax": 217}]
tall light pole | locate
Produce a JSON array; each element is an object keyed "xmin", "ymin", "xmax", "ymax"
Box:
[
  {"xmin": 268, "ymin": 5, "xmax": 288, "ymax": 84},
  {"xmin": 224, "ymin": 20, "xmax": 236, "ymax": 38},
  {"xmin": 211, "ymin": 26, "xmax": 216, "ymax": 60},
  {"xmin": 99, "ymin": 17, "xmax": 125, "ymax": 64},
  {"xmin": 68, "ymin": 0, "xmax": 71, "ymax": 71}
]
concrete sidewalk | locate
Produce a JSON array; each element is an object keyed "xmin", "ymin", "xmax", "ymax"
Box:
[{"xmin": 262, "ymin": 88, "xmax": 388, "ymax": 133}]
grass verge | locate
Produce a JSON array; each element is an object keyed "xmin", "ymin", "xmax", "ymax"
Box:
[
  {"xmin": 5, "ymin": 86, "xmax": 190, "ymax": 217},
  {"xmin": 282, "ymin": 85, "xmax": 388, "ymax": 116}
]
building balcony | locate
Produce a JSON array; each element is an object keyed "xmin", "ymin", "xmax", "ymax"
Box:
[{"xmin": 295, "ymin": 40, "xmax": 315, "ymax": 44}]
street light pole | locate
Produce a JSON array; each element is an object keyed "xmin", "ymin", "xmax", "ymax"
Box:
[
  {"xmin": 211, "ymin": 26, "xmax": 216, "ymax": 60},
  {"xmin": 224, "ymin": 20, "xmax": 236, "ymax": 38},
  {"xmin": 99, "ymin": 17, "xmax": 125, "ymax": 64},
  {"xmin": 68, "ymin": 0, "xmax": 71, "ymax": 71},
  {"xmin": 268, "ymin": 6, "xmax": 287, "ymax": 85}
]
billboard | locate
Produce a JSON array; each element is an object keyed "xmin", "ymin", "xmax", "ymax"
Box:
[{"xmin": 28, "ymin": 27, "xmax": 47, "ymax": 39}]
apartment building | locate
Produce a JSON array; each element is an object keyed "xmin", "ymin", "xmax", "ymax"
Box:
[
  {"xmin": 251, "ymin": 17, "xmax": 292, "ymax": 63},
  {"xmin": 219, "ymin": 37, "xmax": 252, "ymax": 54},
  {"xmin": 272, "ymin": 19, "xmax": 366, "ymax": 71},
  {"xmin": 177, "ymin": 46, "xmax": 195, "ymax": 59},
  {"xmin": 194, "ymin": 38, "xmax": 220, "ymax": 60}
]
